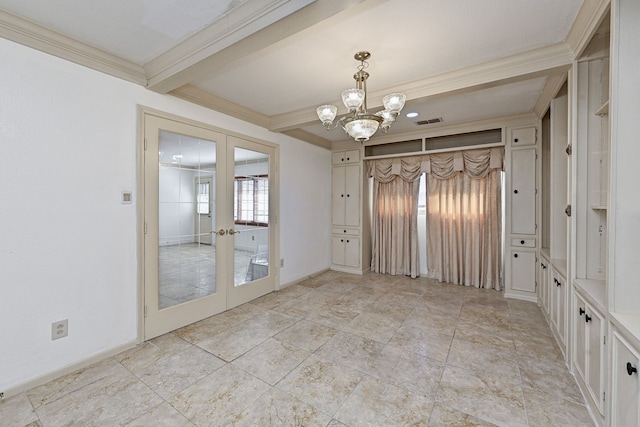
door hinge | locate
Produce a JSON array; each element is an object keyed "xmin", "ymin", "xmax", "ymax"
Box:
[
  {"xmin": 144, "ymin": 138, "xmax": 148, "ymax": 150},
  {"xmin": 604, "ymin": 335, "xmax": 606, "ymax": 345},
  {"xmin": 535, "ymin": 188, "xmax": 538, "ymax": 195},
  {"xmin": 603, "ymin": 391, "xmax": 606, "ymax": 402},
  {"xmin": 144, "ymin": 305, "xmax": 148, "ymax": 317},
  {"xmin": 566, "ymin": 144, "xmax": 572, "ymax": 156},
  {"xmin": 565, "ymin": 205, "xmax": 572, "ymax": 217},
  {"xmin": 535, "ymin": 153, "xmax": 538, "ymax": 160}
]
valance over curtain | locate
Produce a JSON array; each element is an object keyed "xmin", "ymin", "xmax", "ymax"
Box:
[{"xmin": 367, "ymin": 147, "xmax": 503, "ymax": 285}]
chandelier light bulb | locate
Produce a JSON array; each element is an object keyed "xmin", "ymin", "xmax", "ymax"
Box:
[
  {"xmin": 317, "ymin": 105, "xmax": 337, "ymax": 125},
  {"xmin": 341, "ymin": 88, "xmax": 365, "ymax": 112},
  {"xmin": 383, "ymin": 92, "xmax": 406, "ymax": 114}
]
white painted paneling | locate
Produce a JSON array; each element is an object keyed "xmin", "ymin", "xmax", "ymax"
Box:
[{"xmin": 0, "ymin": 37, "xmax": 330, "ymax": 394}]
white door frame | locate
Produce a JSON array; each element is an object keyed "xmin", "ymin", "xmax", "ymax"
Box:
[{"xmin": 136, "ymin": 106, "xmax": 280, "ymax": 342}]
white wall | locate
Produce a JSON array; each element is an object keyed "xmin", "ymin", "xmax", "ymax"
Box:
[{"xmin": 0, "ymin": 37, "xmax": 331, "ymax": 394}]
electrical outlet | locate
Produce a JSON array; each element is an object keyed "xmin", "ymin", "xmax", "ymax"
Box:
[
  {"xmin": 52, "ymin": 319, "xmax": 68, "ymax": 340},
  {"xmin": 280, "ymin": 258, "xmax": 284, "ymax": 267}
]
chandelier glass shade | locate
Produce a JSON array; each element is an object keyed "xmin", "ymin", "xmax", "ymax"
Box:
[{"xmin": 316, "ymin": 51, "xmax": 406, "ymax": 142}]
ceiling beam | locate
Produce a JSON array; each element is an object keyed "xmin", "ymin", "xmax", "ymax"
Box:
[
  {"xmin": 268, "ymin": 43, "xmax": 574, "ymax": 132},
  {"xmin": 146, "ymin": 0, "xmax": 380, "ymax": 94},
  {"xmin": 280, "ymin": 129, "xmax": 332, "ymax": 150}
]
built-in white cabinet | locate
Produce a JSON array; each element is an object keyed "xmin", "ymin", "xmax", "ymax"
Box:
[
  {"xmin": 539, "ymin": 253, "xmax": 550, "ymax": 319},
  {"xmin": 611, "ymin": 331, "xmax": 640, "ymax": 427},
  {"xmin": 505, "ymin": 125, "xmax": 539, "ymax": 301},
  {"xmin": 550, "ymin": 267, "xmax": 567, "ymax": 351},
  {"xmin": 330, "ymin": 147, "xmax": 370, "ymax": 274},
  {"xmin": 574, "ymin": 291, "xmax": 606, "ymax": 417}
]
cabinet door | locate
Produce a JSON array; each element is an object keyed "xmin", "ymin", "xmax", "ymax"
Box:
[
  {"xmin": 332, "ymin": 166, "xmax": 346, "ymax": 226},
  {"xmin": 510, "ymin": 148, "xmax": 537, "ymax": 235},
  {"xmin": 511, "ymin": 127, "xmax": 536, "ymax": 147},
  {"xmin": 556, "ymin": 275, "xmax": 565, "ymax": 343},
  {"xmin": 331, "ymin": 235, "xmax": 346, "ymax": 266},
  {"xmin": 539, "ymin": 261, "xmax": 549, "ymax": 314},
  {"xmin": 509, "ymin": 248, "xmax": 536, "ymax": 292},
  {"xmin": 344, "ymin": 237, "xmax": 360, "ymax": 268},
  {"xmin": 586, "ymin": 305, "xmax": 604, "ymax": 414},
  {"xmin": 344, "ymin": 164, "xmax": 360, "ymax": 227},
  {"xmin": 575, "ymin": 293, "xmax": 587, "ymax": 381},
  {"xmin": 612, "ymin": 333, "xmax": 640, "ymax": 427}
]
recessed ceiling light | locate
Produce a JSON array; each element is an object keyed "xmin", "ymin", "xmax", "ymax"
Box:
[{"xmin": 406, "ymin": 112, "xmax": 419, "ymax": 118}]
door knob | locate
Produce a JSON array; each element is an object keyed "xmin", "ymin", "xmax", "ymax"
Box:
[
  {"xmin": 217, "ymin": 229, "xmax": 226, "ymax": 235},
  {"xmin": 228, "ymin": 229, "xmax": 240, "ymax": 235}
]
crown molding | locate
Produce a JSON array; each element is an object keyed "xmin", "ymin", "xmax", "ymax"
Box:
[
  {"xmin": 534, "ymin": 72, "xmax": 569, "ymax": 118},
  {"xmin": 170, "ymin": 84, "xmax": 270, "ymax": 128},
  {"xmin": 269, "ymin": 43, "xmax": 573, "ymax": 132},
  {"xmin": 0, "ymin": 9, "xmax": 146, "ymax": 85},
  {"xmin": 565, "ymin": 0, "xmax": 610, "ymax": 58}
]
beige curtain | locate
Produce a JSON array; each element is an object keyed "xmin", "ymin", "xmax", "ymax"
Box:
[
  {"xmin": 368, "ymin": 157, "xmax": 423, "ymax": 278},
  {"xmin": 426, "ymin": 149, "xmax": 503, "ymax": 289}
]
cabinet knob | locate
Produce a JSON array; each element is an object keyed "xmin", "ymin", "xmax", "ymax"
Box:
[
  {"xmin": 343, "ymin": 230, "xmax": 347, "ymax": 233},
  {"xmin": 514, "ymin": 253, "xmax": 518, "ymax": 258},
  {"xmin": 341, "ymin": 194, "xmax": 344, "ymax": 197},
  {"xmin": 520, "ymin": 240, "xmax": 525, "ymax": 245},
  {"xmin": 340, "ymin": 239, "xmax": 344, "ymax": 242},
  {"xmin": 346, "ymin": 240, "xmax": 350, "ymax": 243},
  {"xmin": 514, "ymin": 189, "xmax": 518, "ymax": 194},
  {"xmin": 579, "ymin": 307, "xmax": 585, "ymax": 316},
  {"xmin": 628, "ymin": 362, "xmax": 638, "ymax": 376},
  {"xmin": 585, "ymin": 314, "xmax": 592, "ymax": 323},
  {"xmin": 514, "ymin": 138, "xmax": 519, "ymax": 143},
  {"xmin": 346, "ymin": 157, "xmax": 350, "ymax": 161},
  {"xmin": 347, "ymin": 194, "xmax": 350, "ymax": 197}
]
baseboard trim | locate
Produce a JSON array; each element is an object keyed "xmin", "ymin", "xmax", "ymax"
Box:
[
  {"xmin": 2, "ymin": 339, "xmax": 138, "ymax": 400},
  {"xmin": 279, "ymin": 268, "xmax": 330, "ymax": 289}
]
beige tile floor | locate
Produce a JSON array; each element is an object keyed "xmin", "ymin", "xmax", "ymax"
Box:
[{"xmin": 1, "ymin": 271, "xmax": 594, "ymax": 426}]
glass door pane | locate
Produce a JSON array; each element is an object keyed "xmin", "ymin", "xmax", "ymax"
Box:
[
  {"xmin": 233, "ymin": 147, "xmax": 270, "ymax": 286},
  {"xmin": 158, "ymin": 131, "xmax": 217, "ymax": 309}
]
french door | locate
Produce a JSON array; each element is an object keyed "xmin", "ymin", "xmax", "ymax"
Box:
[{"xmin": 142, "ymin": 112, "xmax": 277, "ymax": 340}]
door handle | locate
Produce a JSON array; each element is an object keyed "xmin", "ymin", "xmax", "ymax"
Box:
[
  {"xmin": 216, "ymin": 229, "xmax": 226, "ymax": 235},
  {"xmin": 228, "ymin": 229, "xmax": 240, "ymax": 235}
]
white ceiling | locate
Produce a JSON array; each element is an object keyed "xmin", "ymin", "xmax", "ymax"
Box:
[{"xmin": 0, "ymin": 0, "xmax": 587, "ymax": 146}]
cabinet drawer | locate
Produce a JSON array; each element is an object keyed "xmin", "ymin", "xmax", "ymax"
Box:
[
  {"xmin": 511, "ymin": 238, "xmax": 536, "ymax": 247},
  {"xmin": 332, "ymin": 227, "xmax": 359, "ymax": 236}
]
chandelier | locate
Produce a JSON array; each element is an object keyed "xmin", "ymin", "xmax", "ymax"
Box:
[{"xmin": 316, "ymin": 51, "xmax": 406, "ymax": 142}]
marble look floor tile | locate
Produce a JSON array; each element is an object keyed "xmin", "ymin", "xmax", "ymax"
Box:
[
  {"xmin": 327, "ymin": 419, "xmax": 349, "ymax": 427},
  {"xmin": 375, "ymin": 291, "xmax": 421, "ymax": 309},
  {"xmin": 297, "ymin": 288, "xmax": 345, "ymax": 306},
  {"xmin": 334, "ymin": 376, "xmax": 433, "ymax": 426},
  {"xmin": 428, "ymin": 403, "xmax": 498, "ymax": 426},
  {"xmin": 131, "ymin": 345, "xmax": 226, "ymax": 399},
  {"xmin": 23, "ymin": 421, "xmax": 43, "ymax": 427},
  {"xmin": 34, "ymin": 369, "xmax": 162, "ymax": 427},
  {"xmin": 315, "ymin": 331, "xmax": 385, "ymax": 373},
  {"xmin": 173, "ymin": 314, "xmax": 237, "ymax": 344},
  {"xmin": 523, "ymin": 387, "xmax": 594, "ymax": 427},
  {"xmin": 0, "ymin": 393, "xmax": 38, "ymax": 427},
  {"xmin": 232, "ymin": 338, "xmax": 310, "ymax": 385},
  {"xmin": 446, "ymin": 337, "xmax": 519, "ymax": 376},
  {"xmin": 230, "ymin": 388, "xmax": 332, "ymax": 427},
  {"xmin": 276, "ymin": 355, "xmax": 363, "ymax": 416},
  {"xmin": 27, "ymin": 358, "xmax": 126, "ymax": 409},
  {"xmin": 305, "ymin": 305, "xmax": 361, "ymax": 329},
  {"xmin": 458, "ymin": 304, "xmax": 511, "ymax": 331},
  {"xmin": 404, "ymin": 307, "xmax": 459, "ymax": 336},
  {"xmin": 316, "ymin": 280, "xmax": 357, "ymax": 294},
  {"xmin": 125, "ymin": 402, "xmax": 193, "ymax": 427},
  {"xmin": 274, "ymin": 319, "xmax": 338, "ymax": 352},
  {"xmin": 277, "ymin": 283, "xmax": 312, "ymax": 298},
  {"xmin": 341, "ymin": 311, "xmax": 403, "ymax": 343},
  {"xmin": 372, "ymin": 345, "xmax": 444, "ymax": 398},
  {"xmin": 249, "ymin": 290, "xmax": 293, "ymax": 310},
  {"xmin": 519, "ymin": 362, "xmax": 584, "ymax": 405},
  {"xmin": 387, "ymin": 325, "xmax": 453, "ymax": 363},
  {"xmin": 436, "ymin": 364, "xmax": 527, "ymax": 427},
  {"xmin": 170, "ymin": 364, "xmax": 270, "ymax": 426},
  {"xmin": 240, "ymin": 311, "xmax": 298, "ymax": 336},
  {"xmin": 115, "ymin": 333, "xmax": 191, "ymax": 372},
  {"xmin": 270, "ymin": 298, "xmax": 325, "ymax": 319},
  {"xmin": 196, "ymin": 322, "xmax": 271, "ymax": 362},
  {"xmin": 454, "ymin": 319, "xmax": 515, "ymax": 350}
]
